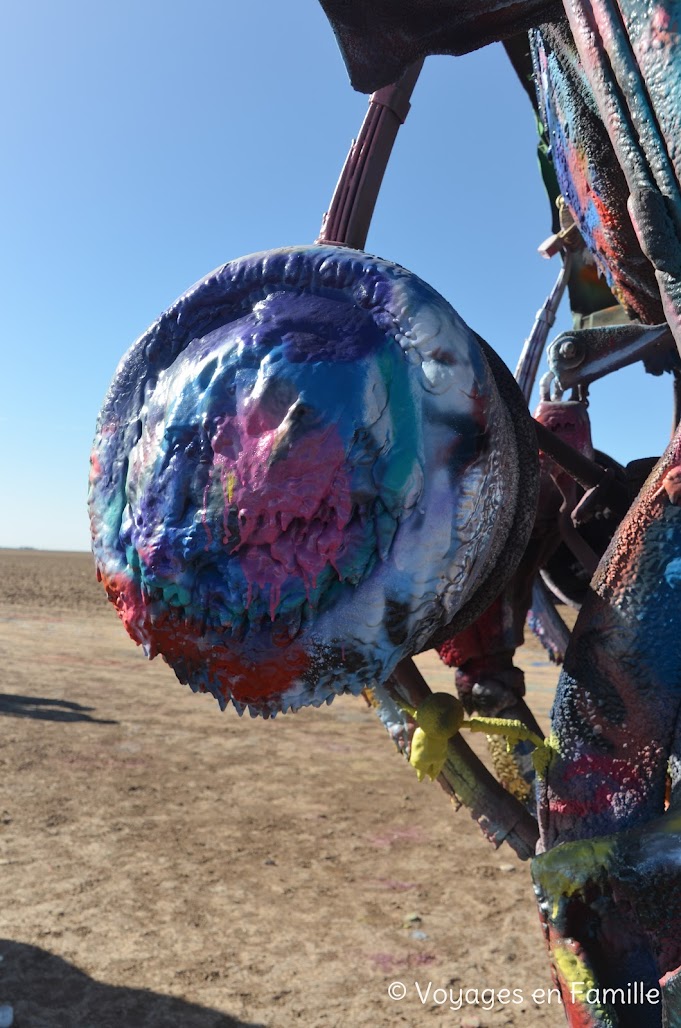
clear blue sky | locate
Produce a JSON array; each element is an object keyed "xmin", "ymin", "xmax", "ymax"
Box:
[{"xmin": 1, "ymin": 0, "xmax": 672, "ymax": 551}]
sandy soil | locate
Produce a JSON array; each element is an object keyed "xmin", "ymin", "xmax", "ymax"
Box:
[{"xmin": 0, "ymin": 549, "xmax": 567, "ymax": 1027}]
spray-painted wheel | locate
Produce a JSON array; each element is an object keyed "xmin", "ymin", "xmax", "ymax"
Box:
[{"xmin": 89, "ymin": 245, "xmax": 538, "ymax": 716}]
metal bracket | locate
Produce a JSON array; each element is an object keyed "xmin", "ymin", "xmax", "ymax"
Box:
[{"xmin": 547, "ymin": 322, "xmax": 678, "ymax": 391}]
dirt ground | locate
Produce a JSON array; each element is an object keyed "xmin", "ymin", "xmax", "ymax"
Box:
[{"xmin": 0, "ymin": 549, "xmax": 568, "ymax": 1028}]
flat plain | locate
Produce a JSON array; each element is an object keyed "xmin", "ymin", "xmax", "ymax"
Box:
[{"xmin": 0, "ymin": 549, "xmax": 565, "ymax": 1027}]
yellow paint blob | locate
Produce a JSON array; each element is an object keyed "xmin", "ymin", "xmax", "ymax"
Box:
[
  {"xmin": 226, "ymin": 471, "xmax": 237, "ymax": 503},
  {"xmin": 409, "ymin": 726, "xmax": 449, "ymax": 781}
]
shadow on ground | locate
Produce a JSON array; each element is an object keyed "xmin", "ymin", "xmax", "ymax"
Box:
[
  {"xmin": 0, "ymin": 939, "xmax": 265, "ymax": 1028},
  {"xmin": 0, "ymin": 694, "xmax": 118, "ymax": 724}
]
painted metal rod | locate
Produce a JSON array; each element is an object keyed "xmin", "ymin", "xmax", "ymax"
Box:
[
  {"xmin": 513, "ymin": 249, "xmax": 572, "ymax": 726},
  {"xmin": 515, "ymin": 250, "xmax": 573, "ymax": 402},
  {"xmin": 317, "ymin": 59, "xmax": 424, "ymax": 250},
  {"xmin": 528, "ymin": 578, "xmax": 571, "ymax": 664},
  {"xmin": 392, "ymin": 659, "xmax": 540, "ymax": 859},
  {"xmin": 534, "ymin": 421, "xmax": 631, "ymax": 521},
  {"xmin": 533, "ymin": 418, "xmax": 611, "ymax": 491}
]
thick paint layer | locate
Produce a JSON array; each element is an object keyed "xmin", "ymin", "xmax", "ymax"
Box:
[
  {"xmin": 89, "ymin": 246, "xmax": 520, "ymax": 716},
  {"xmin": 531, "ymin": 21, "xmax": 664, "ymax": 324}
]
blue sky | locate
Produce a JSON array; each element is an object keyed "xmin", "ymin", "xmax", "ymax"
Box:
[{"xmin": 1, "ymin": 0, "xmax": 672, "ymax": 551}]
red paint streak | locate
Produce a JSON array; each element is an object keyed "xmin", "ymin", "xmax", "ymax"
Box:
[
  {"xmin": 149, "ymin": 610, "xmax": 311, "ymax": 704},
  {"xmin": 437, "ymin": 594, "xmax": 506, "ymax": 668},
  {"xmin": 549, "ymin": 751, "xmax": 650, "ymax": 817},
  {"xmin": 545, "ymin": 928, "xmax": 602, "ymax": 1028},
  {"xmin": 89, "ymin": 451, "xmax": 102, "ymax": 484},
  {"xmin": 97, "ymin": 568, "xmax": 311, "ymax": 705}
]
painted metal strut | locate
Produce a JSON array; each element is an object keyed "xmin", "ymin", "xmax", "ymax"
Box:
[{"xmin": 317, "ymin": 60, "xmax": 424, "ymax": 250}]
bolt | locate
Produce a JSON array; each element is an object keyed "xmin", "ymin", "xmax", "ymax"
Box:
[{"xmin": 555, "ymin": 336, "xmax": 585, "ymax": 368}]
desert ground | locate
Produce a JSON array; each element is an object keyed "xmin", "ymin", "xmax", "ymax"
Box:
[{"xmin": 0, "ymin": 549, "xmax": 567, "ymax": 1027}]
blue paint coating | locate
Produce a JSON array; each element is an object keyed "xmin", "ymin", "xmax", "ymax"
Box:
[
  {"xmin": 89, "ymin": 245, "xmax": 520, "ymax": 716},
  {"xmin": 665, "ymin": 557, "xmax": 681, "ymax": 588}
]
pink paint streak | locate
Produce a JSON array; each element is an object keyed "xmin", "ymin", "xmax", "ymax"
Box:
[{"xmin": 210, "ymin": 409, "xmax": 352, "ymax": 616}]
